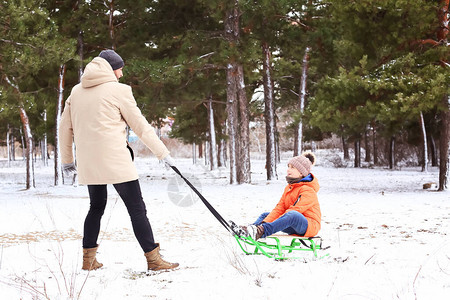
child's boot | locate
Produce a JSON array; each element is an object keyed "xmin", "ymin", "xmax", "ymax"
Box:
[{"xmin": 246, "ymin": 225, "xmax": 265, "ymax": 241}]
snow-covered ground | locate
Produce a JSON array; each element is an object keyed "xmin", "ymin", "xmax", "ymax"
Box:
[{"xmin": 0, "ymin": 151, "xmax": 449, "ymax": 299}]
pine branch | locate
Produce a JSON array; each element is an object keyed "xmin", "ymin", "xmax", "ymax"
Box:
[
  {"xmin": 0, "ymin": 39, "xmax": 36, "ymax": 49},
  {"xmin": 193, "ymin": 64, "xmax": 226, "ymax": 71},
  {"xmin": 418, "ymin": 39, "xmax": 441, "ymax": 46}
]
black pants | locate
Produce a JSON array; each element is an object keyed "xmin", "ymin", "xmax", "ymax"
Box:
[{"xmin": 83, "ymin": 179, "xmax": 157, "ymax": 253}]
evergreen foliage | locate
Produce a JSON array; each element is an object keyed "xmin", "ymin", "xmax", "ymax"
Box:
[
  {"xmin": 310, "ymin": 0, "xmax": 449, "ymax": 151},
  {"xmin": 0, "ymin": 0, "xmax": 448, "ymax": 188}
]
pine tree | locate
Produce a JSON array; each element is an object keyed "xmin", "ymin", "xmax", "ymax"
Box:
[
  {"xmin": 309, "ymin": 0, "xmax": 449, "ymax": 173},
  {"xmin": 119, "ymin": 0, "xmax": 253, "ymax": 183},
  {"xmin": 0, "ymin": 0, "xmax": 75, "ymax": 189},
  {"xmin": 435, "ymin": 0, "xmax": 449, "ymax": 190}
]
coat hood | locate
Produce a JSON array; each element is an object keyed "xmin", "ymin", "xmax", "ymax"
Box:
[
  {"xmin": 291, "ymin": 173, "xmax": 320, "ymax": 193},
  {"xmin": 81, "ymin": 57, "xmax": 118, "ymax": 88}
]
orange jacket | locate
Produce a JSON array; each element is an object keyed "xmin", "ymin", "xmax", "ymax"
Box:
[{"xmin": 263, "ymin": 174, "xmax": 321, "ymax": 237}]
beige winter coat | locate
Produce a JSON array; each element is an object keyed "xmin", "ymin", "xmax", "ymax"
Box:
[{"xmin": 59, "ymin": 57, "xmax": 170, "ymax": 184}]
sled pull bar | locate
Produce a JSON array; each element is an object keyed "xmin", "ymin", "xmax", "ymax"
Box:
[{"xmin": 170, "ymin": 166, "xmax": 239, "ymax": 236}]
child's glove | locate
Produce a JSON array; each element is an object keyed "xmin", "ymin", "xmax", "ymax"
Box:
[{"xmin": 62, "ymin": 162, "xmax": 77, "ymax": 177}]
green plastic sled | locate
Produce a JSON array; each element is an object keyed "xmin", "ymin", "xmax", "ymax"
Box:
[{"xmin": 234, "ymin": 234, "xmax": 327, "ymax": 260}]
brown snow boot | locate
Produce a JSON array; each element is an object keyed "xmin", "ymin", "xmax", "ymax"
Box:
[
  {"xmin": 82, "ymin": 245, "xmax": 103, "ymax": 271},
  {"xmin": 144, "ymin": 244, "xmax": 179, "ymax": 271},
  {"xmin": 244, "ymin": 224, "xmax": 265, "ymax": 241}
]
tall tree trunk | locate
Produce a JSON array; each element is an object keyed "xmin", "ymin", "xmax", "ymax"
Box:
[
  {"xmin": 34, "ymin": 141, "xmax": 37, "ymax": 163},
  {"xmin": 40, "ymin": 140, "xmax": 44, "ymax": 162},
  {"xmin": 77, "ymin": 30, "xmax": 84, "ymax": 80},
  {"xmin": 54, "ymin": 64, "xmax": 66, "ymax": 186},
  {"xmin": 389, "ymin": 136, "xmax": 395, "ymax": 170},
  {"xmin": 207, "ymin": 96, "xmax": 218, "ymax": 170},
  {"xmin": 198, "ymin": 143, "xmax": 203, "ymax": 159},
  {"xmin": 295, "ymin": 47, "xmax": 311, "ymax": 156},
  {"xmin": 372, "ymin": 122, "xmax": 378, "ymax": 165},
  {"xmin": 226, "ymin": 63, "xmax": 238, "ymax": 184},
  {"xmin": 439, "ymin": 95, "xmax": 449, "ymax": 190},
  {"xmin": 5, "ymin": 76, "xmax": 34, "ymax": 188},
  {"xmin": 108, "ymin": 0, "xmax": 116, "ymax": 50},
  {"xmin": 205, "ymin": 140, "xmax": 210, "ymax": 166},
  {"xmin": 19, "ymin": 107, "xmax": 35, "ymax": 189},
  {"xmin": 225, "ymin": 2, "xmax": 240, "ymax": 184},
  {"xmin": 10, "ymin": 131, "xmax": 15, "ymax": 161},
  {"xmin": 218, "ymin": 124, "xmax": 226, "ymax": 167},
  {"xmin": 429, "ymin": 134, "xmax": 438, "ymax": 166},
  {"xmin": 342, "ymin": 135, "xmax": 349, "ymax": 160},
  {"xmin": 20, "ymin": 129, "xmax": 25, "ymax": 160},
  {"xmin": 217, "ymin": 139, "xmax": 222, "ymax": 167},
  {"xmin": 262, "ymin": 41, "xmax": 277, "ymax": 180},
  {"xmin": 192, "ymin": 143, "xmax": 197, "ymax": 164},
  {"xmin": 224, "ymin": 138, "xmax": 228, "ymax": 167},
  {"xmin": 354, "ymin": 138, "xmax": 361, "ymax": 168},
  {"xmin": 6, "ymin": 124, "xmax": 10, "ymax": 167},
  {"xmin": 42, "ymin": 109, "xmax": 48, "ymax": 166},
  {"xmin": 364, "ymin": 126, "xmax": 371, "ymax": 162},
  {"xmin": 223, "ymin": 1, "xmax": 251, "ymax": 184},
  {"xmin": 419, "ymin": 111, "xmax": 428, "ymax": 172},
  {"xmin": 437, "ymin": 0, "xmax": 449, "ymax": 190},
  {"xmin": 274, "ymin": 114, "xmax": 281, "ymax": 163},
  {"xmin": 236, "ymin": 65, "xmax": 251, "ymax": 183}
]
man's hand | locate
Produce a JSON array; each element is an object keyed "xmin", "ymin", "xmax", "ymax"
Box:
[
  {"xmin": 63, "ymin": 162, "xmax": 77, "ymax": 177},
  {"xmin": 162, "ymin": 155, "xmax": 175, "ymax": 169}
]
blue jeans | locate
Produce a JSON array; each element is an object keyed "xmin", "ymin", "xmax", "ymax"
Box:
[{"xmin": 253, "ymin": 211, "xmax": 308, "ymax": 238}]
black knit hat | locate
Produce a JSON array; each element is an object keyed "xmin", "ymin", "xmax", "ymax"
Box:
[{"xmin": 98, "ymin": 49, "xmax": 124, "ymax": 70}]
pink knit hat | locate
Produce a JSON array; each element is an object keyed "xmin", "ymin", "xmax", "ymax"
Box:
[{"xmin": 288, "ymin": 152, "xmax": 316, "ymax": 177}]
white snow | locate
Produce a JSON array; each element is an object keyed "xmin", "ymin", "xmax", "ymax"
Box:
[{"xmin": 0, "ymin": 151, "xmax": 449, "ymax": 299}]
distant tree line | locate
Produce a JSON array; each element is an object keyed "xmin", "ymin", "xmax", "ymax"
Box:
[{"xmin": 0, "ymin": 0, "xmax": 448, "ymax": 190}]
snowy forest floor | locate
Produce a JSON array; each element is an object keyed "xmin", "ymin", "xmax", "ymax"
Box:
[{"xmin": 0, "ymin": 150, "xmax": 449, "ymax": 299}]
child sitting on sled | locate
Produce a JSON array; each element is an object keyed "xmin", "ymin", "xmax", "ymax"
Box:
[{"xmin": 242, "ymin": 152, "xmax": 321, "ymax": 241}]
